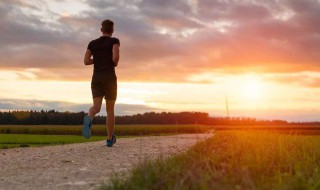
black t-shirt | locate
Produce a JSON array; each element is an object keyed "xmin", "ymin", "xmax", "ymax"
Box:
[{"xmin": 87, "ymin": 36, "xmax": 120, "ymax": 75}]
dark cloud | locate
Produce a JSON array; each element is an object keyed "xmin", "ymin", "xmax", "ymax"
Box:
[
  {"xmin": 0, "ymin": 0, "xmax": 320, "ymax": 82},
  {"xmin": 139, "ymin": 0, "xmax": 201, "ymax": 29},
  {"xmin": 0, "ymin": 99, "xmax": 161, "ymax": 115},
  {"xmin": 0, "ymin": 1, "xmax": 90, "ymax": 69},
  {"xmin": 197, "ymin": 0, "xmax": 271, "ymax": 21},
  {"xmin": 0, "ymin": 1, "xmax": 72, "ymax": 46}
]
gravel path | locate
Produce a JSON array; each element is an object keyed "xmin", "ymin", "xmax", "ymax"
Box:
[{"xmin": 0, "ymin": 133, "xmax": 213, "ymax": 190}]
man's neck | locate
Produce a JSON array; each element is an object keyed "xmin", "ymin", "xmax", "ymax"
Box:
[{"xmin": 102, "ymin": 33, "xmax": 112, "ymax": 37}]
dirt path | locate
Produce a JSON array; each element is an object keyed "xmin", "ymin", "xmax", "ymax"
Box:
[{"xmin": 0, "ymin": 133, "xmax": 212, "ymax": 190}]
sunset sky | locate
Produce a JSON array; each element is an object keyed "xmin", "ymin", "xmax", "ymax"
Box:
[{"xmin": 0, "ymin": 0, "xmax": 319, "ymax": 121}]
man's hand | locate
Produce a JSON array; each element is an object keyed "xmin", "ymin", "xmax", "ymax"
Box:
[{"xmin": 84, "ymin": 49, "xmax": 93, "ymax": 65}]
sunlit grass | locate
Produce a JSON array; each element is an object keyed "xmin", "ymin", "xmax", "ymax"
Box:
[{"xmin": 104, "ymin": 131, "xmax": 320, "ymax": 190}]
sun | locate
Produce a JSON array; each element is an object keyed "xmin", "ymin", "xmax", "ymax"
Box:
[{"xmin": 242, "ymin": 76, "xmax": 265, "ymax": 101}]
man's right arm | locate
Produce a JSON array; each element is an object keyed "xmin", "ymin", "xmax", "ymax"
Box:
[
  {"xmin": 84, "ymin": 49, "xmax": 94, "ymax": 65},
  {"xmin": 112, "ymin": 44, "xmax": 120, "ymax": 67}
]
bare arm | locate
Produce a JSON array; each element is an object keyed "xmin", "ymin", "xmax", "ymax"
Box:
[
  {"xmin": 84, "ymin": 49, "xmax": 94, "ymax": 65},
  {"xmin": 112, "ymin": 44, "xmax": 120, "ymax": 67}
]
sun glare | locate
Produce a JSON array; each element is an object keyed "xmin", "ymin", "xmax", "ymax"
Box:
[{"xmin": 242, "ymin": 76, "xmax": 265, "ymax": 101}]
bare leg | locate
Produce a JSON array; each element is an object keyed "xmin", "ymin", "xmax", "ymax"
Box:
[
  {"xmin": 88, "ymin": 97, "xmax": 103, "ymax": 118},
  {"xmin": 106, "ymin": 100, "xmax": 116, "ymax": 140}
]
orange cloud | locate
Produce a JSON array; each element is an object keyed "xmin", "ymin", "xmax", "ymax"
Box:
[{"xmin": 263, "ymin": 72, "xmax": 320, "ymax": 88}]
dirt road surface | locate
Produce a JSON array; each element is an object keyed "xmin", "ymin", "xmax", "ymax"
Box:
[{"xmin": 0, "ymin": 133, "xmax": 212, "ymax": 190}]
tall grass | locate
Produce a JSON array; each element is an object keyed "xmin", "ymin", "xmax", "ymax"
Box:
[{"xmin": 104, "ymin": 131, "xmax": 320, "ymax": 190}]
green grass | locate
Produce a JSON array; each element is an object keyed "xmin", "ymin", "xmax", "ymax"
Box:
[
  {"xmin": 0, "ymin": 134, "xmax": 106, "ymax": 149},
  {"xmin": 0, "ymin": 124, "xmax": 211, "ymax": 136},
  {"xmin": 104, "ymin": 131, "xmax": 320, "ymax": 190}
]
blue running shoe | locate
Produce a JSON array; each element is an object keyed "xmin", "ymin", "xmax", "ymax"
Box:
[
  {"xmin": 112, "ymin": 134, "xmax": 117, "ymax": 144},
  {"xmin": 106, "ymin": 139, "xmax": 113, "ymax": 147},
  {"xmin": 82, "ymin": 115, "xmax": 92, "ymax": 139}
]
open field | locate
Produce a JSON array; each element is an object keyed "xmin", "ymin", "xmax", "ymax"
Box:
[
  {"xmin": 1, "ymin": 124, "xmax": 320, "ymax": 136},
  {"xmin": 105, "ymin": 130, "xmax": 320, "ymax": 190},
  {"xmin": 2, "ymin": 124, "xmax": 320, "ymax": 150},
  {"xmin": 0, "ymin": 134, "xmax": 106, "ymax": 149},
  {"xmin": 0, "ymin": 125, "xmax": 212, "ymax": 149},
  {"xmin": 0, "ymin": 124, "xmax": 212, "ymax": 136}
]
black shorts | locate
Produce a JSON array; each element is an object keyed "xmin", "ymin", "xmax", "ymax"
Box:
[{"xmin": 91, "ymin": 74, "xmax": 117, "ymax": 100}]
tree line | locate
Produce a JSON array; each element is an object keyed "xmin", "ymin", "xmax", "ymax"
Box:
[{"xmin": 0, "ymin": 110, "xmax": 292, "ymax": 125}]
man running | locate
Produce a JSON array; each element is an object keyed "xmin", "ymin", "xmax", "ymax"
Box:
[{"xmin": 82, "ymin": 19, "xmax": 120, "ymax": 147}]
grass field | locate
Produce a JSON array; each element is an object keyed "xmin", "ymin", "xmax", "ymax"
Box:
[
  {"xmin": 0, "ymin": 124, "xmax": 212, "ymax": 149},
  {"xmin": 0, "ymin": 124, "xmax": 211, "ymax": 136},
  {"xmin": 0, "ymin": 134, "xmax": 107, "ymax": 149},
  {"xmin": 104, "ymin": 130, "xmax": 320, "ymax": 190}
]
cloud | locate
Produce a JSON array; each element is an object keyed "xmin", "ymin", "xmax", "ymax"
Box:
[
  {"xmin": 263, "ymin": 72, "xmax": 320, "ymax": 88},
  {"xmin": 0, "ymin": 98, "xmax": 161, "ymax": 115},
  {"xmin": 0, "ymin": 0, "xmax": 319, "ymax": 82}
]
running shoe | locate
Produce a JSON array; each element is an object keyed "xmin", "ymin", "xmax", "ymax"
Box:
[
  {"xmin": 112, "ymin": 134, "xmax": 117, "ymax": 144},
  {"xmin": 106, "ymin": 135, "xmax": 116, "ymax": 147},
  {"xmin": 106, "ymin": 139, "xmax": 113, "ymax": 147},
  {"xmin": 82, "ymin": 115, "xmax": 92, "ymax": 139}
]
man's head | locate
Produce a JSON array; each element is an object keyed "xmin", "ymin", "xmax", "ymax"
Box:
[{"xmin": 101, "ymin": 19, "xmax": 114, "ymax": 35}]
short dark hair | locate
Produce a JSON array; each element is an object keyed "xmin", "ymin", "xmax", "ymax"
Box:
[{"xmin": 101, "ymin": 19, "xmax": 114, "ymax": 34}]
